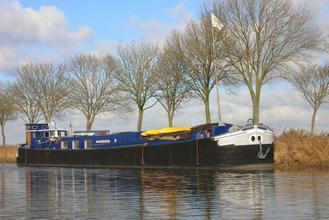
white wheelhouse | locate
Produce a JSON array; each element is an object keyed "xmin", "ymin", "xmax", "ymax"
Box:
[{"xmin": 213, "ymin": 124, "xmax": 274, "ymax": 147}]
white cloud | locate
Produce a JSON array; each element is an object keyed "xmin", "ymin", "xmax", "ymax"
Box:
[
  {"xmin": 294, "ymin": 0, "xmax": 328, "ymax": 10},
  {"xmin": 92, "ymin": 40, "xmax": 120, "ymax": 57},
  {"xmin": 129, "ymin": 1, "xmax": 194, "ymax": 43},
  {"xmin": 130, "ymin": 15, "xmax": 174, "ymax": 41},
  {"xmin": 293, "ymin": 0, "xmax": 329, "ymax": 62},
  {"xmin": 0, "ymin": 0, "xmax": 93, "ymax": 74},
  {"xmin": 219, "ymin": 87, "xmax": 329, "ymax": 133},
  {"xmin": 293, "ymin": 0, "xmax": 329, "ymax": 34},
  {"xmin": 166, "ymin": 1, "xmax": 193, "ymax": 24},
  {"xmin": 91, "ymin": 2, "xmax": 195, "ymax": 56}
]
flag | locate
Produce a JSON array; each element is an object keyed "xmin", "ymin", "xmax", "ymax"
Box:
[{"xmin": 211, "ymin": 13, "xmax": 224, "ymax": 31}]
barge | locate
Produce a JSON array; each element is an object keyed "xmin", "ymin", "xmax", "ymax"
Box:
[{"xmin": 16, "ymin": 121, "xmax": 274, "ymax": 168}]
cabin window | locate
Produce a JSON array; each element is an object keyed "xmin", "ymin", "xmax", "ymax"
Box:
[
  {"xmin": 84, "ymin": 140, "xmax": 92, "ymax": 149},
  {"xmin": 61, "ymin": 141, "xmax": 68, "ymax": 149},
  {"xmin": 42, "ymin": 125, "xmax": 48, "ymax": 129},
  {"xmin": 32, "ymin": 125, "xmax": 38, "ymax": 129},
  {"xmin": 72, "ymin": 140, "xmax": 79, "ymax": 149},
  {"xmin": 35, "ymin": 132, "xmax": 42, "ymax": 139},
  {"xmin": 44, "ymin": 132, "xmax": 49, "ymax": 138}
]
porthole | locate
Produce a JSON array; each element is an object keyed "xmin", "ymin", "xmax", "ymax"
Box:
[
  {"xmin": 258, "ymin": 136, "xmax": 261, "ymax": 141},
  {"xmin": 251, "ymin": 136, "xmax": 255, "ymax": 142}
]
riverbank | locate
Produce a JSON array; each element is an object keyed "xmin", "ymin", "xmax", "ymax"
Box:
[
  {"xmin": 0, "ymin": 146, "xmax": 17, "ymax": 163},
  {"xmin": 275, "ymin": 130, "xmax": 329, "ymax": 169}
]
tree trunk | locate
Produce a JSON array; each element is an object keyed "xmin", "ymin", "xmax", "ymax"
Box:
[
  {"xmin": 0, "ymin": 122, "xmax": 5, "ymax": 147},
  {"xmin": 86, "ymin": 118, "xmax": 94, "ymax": 131},
  {"xmin": 137, "ymin": 107, "xmax": 144, "ymax": 131},
  {"xmin": 252, "ymin": 88, "xmax": 261, "ymax": 124},
  {"xmin": 204, "ymin": 96, "xmax": 211, "ymax": 124},
  {"xmin": 168, "ymin": 110, "xmax": 174, "ymax": 127},
  {"xmin": 311, "ymin": 107, "xmax": 318, "ymax": 134}
]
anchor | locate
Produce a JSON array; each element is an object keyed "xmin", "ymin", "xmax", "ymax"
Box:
[{"xmin": 257, "ymin": 140, "xmax": 270, "ymax": 159}]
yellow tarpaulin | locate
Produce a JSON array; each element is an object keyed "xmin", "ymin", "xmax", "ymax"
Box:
[
  {"xmin": 159, "ymin": 127, "xmax": 191, "ymax": 134},
  {"xmin": 141, "ymin": 129, "xmax": 161, "ymax": 137},
  {"xmin": 141, "ymin": 127, "xmax": 191, "ymax": 137}
]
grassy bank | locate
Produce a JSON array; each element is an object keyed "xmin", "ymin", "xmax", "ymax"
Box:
[
  {"xmin": 275, "ymin": 130, "xmax": 329, "ymax": 169},
  {"xmin": 0, "ymin": 145, "xmax": 17, "ymax": 163}
]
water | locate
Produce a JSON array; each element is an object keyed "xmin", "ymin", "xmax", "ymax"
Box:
[{"xmin": 0, "ymin": 165, "xmax": 329, "ymax": 220}]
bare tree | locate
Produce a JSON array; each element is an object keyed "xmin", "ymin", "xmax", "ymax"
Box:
[
  {"xmin": 0, "ymin": 83, "xmax": 17, "ymax": 147},
  {"xmin": 155, "ymin": 32, "xmax": 191, "ymax": 127},
  {"xmin": 17, "ymin": 63, "xmax": 71, "ymax": 124},
  {"xmin": 68, "ymin": 54, "xmax": 127, "ymax": 130},
  {"xmin": 289, "ymin": 65, "xmax": 329, "ymax": 134},
  {"xmin": 14, "ymin": 66, "xmax": 43, "ymax": 123},
  {"xmin": 115, "ymin": 40, "xmax": 158, "ymax": 131},
  {"xmin": 180, "ymin": 14, "xmax": 230, "ymax": 124},
  {"xmin": 211, "ymin": 0, "xmax": 322, "ymax": 124}
]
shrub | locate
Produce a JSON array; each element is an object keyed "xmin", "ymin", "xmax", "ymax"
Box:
[
  {"xmin": 0, "ymin": 145, "xmax": 17, "ymax": 163},
  {"xmin": 275, "ymin": 130, "xmax": 329, "ymax": 169}
]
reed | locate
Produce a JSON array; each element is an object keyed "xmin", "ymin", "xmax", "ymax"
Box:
[
  {"xmin": 275, "ymin": 130, "xmax": 329, "ymax": 169},
  {"xmin": 0, "ymin": 145, "xmax": 18, "ymax": 163}
]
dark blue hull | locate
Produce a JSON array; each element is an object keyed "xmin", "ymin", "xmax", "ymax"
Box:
[{"xmin": 17, "ymin": 139, "xmax": 274, "ymax": 168}]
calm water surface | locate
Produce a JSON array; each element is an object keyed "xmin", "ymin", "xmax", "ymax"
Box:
[{"xmin": 0, "ymin": 164, "xmax": 329, "ymax": 219}]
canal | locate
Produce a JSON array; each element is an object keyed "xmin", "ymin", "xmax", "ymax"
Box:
[{"xmin": 0, "ymin": 164, "xmax": 328, "ymax": 219}]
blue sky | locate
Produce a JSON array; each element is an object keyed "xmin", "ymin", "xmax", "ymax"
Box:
[
  {"xmin": 20, "ymin": 0, "xmax": 199, "ymax": 41},
  {"xmin": 1, "ymin": 0, "xmax": 329, "ymax": 144}
]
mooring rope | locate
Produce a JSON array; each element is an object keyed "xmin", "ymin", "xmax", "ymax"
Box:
[
  {"xmin": 141, "ymin": 142, "xmax": 147, "ymax": 165},
  {"xmin": 195, "ymin": 135, "xmax": 199, "ymax": 166}
]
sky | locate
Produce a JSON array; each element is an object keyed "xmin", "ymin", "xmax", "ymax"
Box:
[{"xmin": 1, "ymin": 0, "xmax": 329, "ymax": 144}]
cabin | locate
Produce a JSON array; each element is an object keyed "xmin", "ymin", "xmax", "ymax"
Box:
[
  {"xmin": 25, "ymin": 124, "xmax": 67, "ymax": 149},
  {"xmin": 24, "ymin": 123, "xmax": 232, "ymax": 150},
  {"xmin": 24, "ymin": 123, "xmax": 145, "ymax": 150}
]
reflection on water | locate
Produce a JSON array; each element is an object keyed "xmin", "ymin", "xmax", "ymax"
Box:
[{"xmin": 0, "ymin": 165, "xmax": 329, "ymax": 219}]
